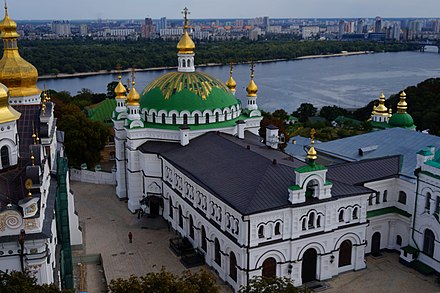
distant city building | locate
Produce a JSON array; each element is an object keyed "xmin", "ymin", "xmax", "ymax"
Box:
[
  {"xmin": 374, "ymin": 16, "xmax": 382, "ymax": 33},
  {"xmin": 158, "ymin": 17, "xmax": 167, "ymax": 31},
  {"xmin": 249, "ymin": 27, "xmax": 262, "ymax": 40},
  {"xmin": 51, "ymin": 20, "xmax": 71, "ymax": 36},
  {"xmin": 263, "ymin": 16, "xmax": 270, "ymax": 30},
  {"xmin": 302, "ymin": 26, "xmax": 319, "ymax": 39},
  {"xmin": 141, "ymin": 18, "xmax": 155, "ymax": 38},
  {"xmin": 79, "ymin": 24, "xmax": 88, "ymax": 36},
  {"xmin": 356, "ymin": 18, "xmax": 365, "ymax": 34}
]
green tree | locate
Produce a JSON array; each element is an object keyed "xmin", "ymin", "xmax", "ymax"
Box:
[
  {"xmin": 0, "ymin": 270, "xmax": 72, "ymax": 293},
  {"xmin": 107, "ymin": 81, "xmax": 120, "ymax": 98},
  {"xmin": 108, "ymin": 267, "xmax": 220, "ymax": 293},
  {"xmin": 272, "ymin": 109, "xmax": 289, "ymax": 121},
  {"xmin": 293, "ymin": 103, "xmax": 317, "ymax": 123},
  {"xmin": 319, "ymin": 105, "xmax": 349, "ymax": 122},
  {"xmin": 238, "ymin": 276, "xmax": 310, "ymax": 293},
  {"xmin": 57, "ymin": 104, "xmax": 110, "ymax": 168},
  {"xmin": 259, "ymin": 117, "xmax": 291, "ymax": 150}
]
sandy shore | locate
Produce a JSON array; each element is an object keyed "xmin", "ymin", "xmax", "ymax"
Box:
[{"xmin": 38, "ymin": 51, "xmax": 369, "ymax": 80}]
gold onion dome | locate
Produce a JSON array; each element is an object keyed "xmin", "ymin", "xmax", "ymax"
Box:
[
  {"xmin": 114, "ymin": 76, "xmax": 127, "ymax": 98},
  {"xmin": 225, "ymin": 64, "xmax": 237, "ymax": 92},
  {"xmin": 246, "ymin": 64, "xmax": 258, "ymax": 97},
  {"xmin": 127, "ymin": 81, "xmax": 140, "ymax": 106},
  {"xmin": 375, "ymin": 92, "xmax": 388, "ymax": 114},
  {"xmin": 307, "ymin": 128, "xmax": 318, "ymax": 162},
  {"xmin": 176, "ymin": 8, "xmax": 195, "ymax": 54},
  {"xmin": 397, "ymin": 91, "xmax": 408, "ymax": 113},
  {"xmin": 0, "ymin": 82, "xmax": 20, "ymax": 123},
  {"xmin": 0, "ymin": 5, "xmax": 40, "ymax": 97}
]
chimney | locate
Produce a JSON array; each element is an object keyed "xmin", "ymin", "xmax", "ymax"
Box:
[{"xmin": 265, "ymin": 125, "xmax": 279, "ymax": 149}]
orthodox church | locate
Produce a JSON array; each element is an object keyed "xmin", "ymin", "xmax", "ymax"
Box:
[
  {"xmin": 0, "ymin": 5, "xmax": 82, "ymax": 288},
  {"xmin": 113, "ymin": 8, "xmax": 440, "ymax": 291}
]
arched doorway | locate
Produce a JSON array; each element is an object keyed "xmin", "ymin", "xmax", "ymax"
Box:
[
  {"xmin": 302, "ymin": 249, "xmax": 317, "ymax": 283},
  {"xmin": 201, "ymin": 226, "xmax": 207, "ymax": 252},
  {"xmin": 229, "ymin": 252, "xmax": 237, "ymax": 282},
  {"xmin": 371, "ymin": 232, "xmax": 381, "ymax": 256},
  {"xmin": 262, "ymin": 257, "xmax": 276, "ymax": 279},
  {"xmin": 338, "ymin": 240, "xmax": 352, "ymax": 267}
]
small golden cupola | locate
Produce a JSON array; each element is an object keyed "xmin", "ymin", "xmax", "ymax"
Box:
[
  {"xmin": 375, "ymin": 92, "xmax": 388, "ymax": 114},
  {"xmin": 176, "ymin": 7, "xmax": 195, "ymax": 55},
  {"xmin": 0, "ymin": 82, "xmax": 20, "ymax": 123},
  {"xmin": 114, "ymin": 68, "xmax": 127, "ymax": 98},
  {"xmin": 396, "ymin": 91, "xmax": 408, "ymax": 113},
  {"xmin": 225, "ymin": 63, "xmax": 237, "ymax": 93},
  {"xmin": 126, "ymin": 72, "xmax": 140, "ymax": 107},
  {"xmin": 0, "ymin": 4, "xmax": 40, "ymax": 100},
  {"xmin": 246, "ymin": 63, "xmax": 258, "ymax": 97},
  {"xmin": 307, "ymin": 128, "xmax": 318, "ymax": 163}
]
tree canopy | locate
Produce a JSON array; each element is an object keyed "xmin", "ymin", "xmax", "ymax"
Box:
[
  {"xmin": 239, "ymin": 276, "xmax": 310, "ymax": 293},
  {"xmin": 0, "ymin": 271, "xmax": 72, "ymax": 293},
  {"xmin": 108, "ymin": 268, "xmax": 220, "ymax": 293}
]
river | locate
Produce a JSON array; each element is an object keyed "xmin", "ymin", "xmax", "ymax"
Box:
[{"xmin": 37, "ymin": 49, "xmax": 440, "ymax": 112}]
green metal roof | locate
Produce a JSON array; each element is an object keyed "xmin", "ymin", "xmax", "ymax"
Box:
[
  {"xmin": 417, "ymin": 148, "xmax": 433, "ymax": 156},
  {"xmin": 87, "ymin": 98, "xmax": 116, "ymax": 126},
  {"xmin": 140, "ymin": 71, "xmax": 240, "ymax": 112},
  {"xmin": 295, "ymin": 163, "xmax": 327, "ymax": 173},
  {"xmin": 367, "ymin": 206, "xmax": 411, "ymax": 218}
]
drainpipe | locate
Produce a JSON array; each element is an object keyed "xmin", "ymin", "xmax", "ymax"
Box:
[
  {"xmin": 18, "ymin": 229, "xmax": 26, "ymax": 272},
  {"xmin": 411, "ymin": 169, "xmax": 421, "ymax": 253},
  {"xmin": 244, "ymin": 216, "xmax": 250, "ymax": 288}
]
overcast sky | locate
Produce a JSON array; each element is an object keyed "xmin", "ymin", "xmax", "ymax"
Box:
[{"xmin": 8, "ymin": 0, "xmax": 440, "ymax": 20}]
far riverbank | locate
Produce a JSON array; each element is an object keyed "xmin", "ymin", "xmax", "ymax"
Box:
[{"xmin": 38, "ymin": 51, "xmax": 369, "ymax": 80}]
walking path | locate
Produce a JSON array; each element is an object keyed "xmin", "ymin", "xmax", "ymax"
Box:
[{"xmin": 71, "ymin": 181, "xmax": 439, "ymax": 293}]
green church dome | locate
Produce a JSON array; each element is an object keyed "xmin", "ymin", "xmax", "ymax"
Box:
[
  {"xmin": 140, "ymin": 71, "xmax": 240, "ymax": 113},
  {"xmin": 389, "ymin": 113, "xmax": 415, "ymax": 129}
]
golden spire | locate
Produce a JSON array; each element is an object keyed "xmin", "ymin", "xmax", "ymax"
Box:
[
  {"xmin": 374, "ymin": 91, "xmax": 388, "ymax": 114},
  {"xmin": 0, "ymin": 3, "xmax": 40, "ymax": 98},
  {"xmin": 388, "ymin": 108, "xmax": 392, "ymax": 118},
  {"xmin": 225, "ymin": 63, "xmax": 237, "ymax": 92},
  {"xmin": 246, "ymin": 62, "xmax": 258, "ymax": 97},
  {"xmin": 114, "ymin": 65, "xmax": 127, "ymax": 98},
  {"xmin": 31, "ymin": 121, "xmax": 37, "ymax": 145},
  {"xmin": 176, "ymin": 7, "xmax": 195, "ymax": 54},
  {"xmin": 126, "ymin": 68, "xmax": 140, "ymax": 106},
  {"xmin": 397, "ymin": 91, "xmax": 408, "ymax": 114},
  {"xmin": 30, "ymin": 154, "xmax": 35, "ymax": 166},
  {"xmin": 307, "ymin": 128, "xmax": 318, "ymax": 162},
  {"xmin": 0, "ymin": 82, "xmax": 20, "ymax": 123}
]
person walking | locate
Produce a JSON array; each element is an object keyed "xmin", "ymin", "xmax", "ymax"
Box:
[{"xmin": 128, "ymin": 232, "xmax": 133, "ymax": 243}]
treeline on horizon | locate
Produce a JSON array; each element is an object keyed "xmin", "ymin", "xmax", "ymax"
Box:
[{"xmin": 9, "ymin": 38, "xmax": 419, "ymax": 75}]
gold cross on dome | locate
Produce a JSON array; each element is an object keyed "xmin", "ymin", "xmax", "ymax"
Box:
[
  {"xmin": 131, "ymin": 67, "xmax": 135, "ymax": 85},
  {"xmin": 250, "ymin": 62, "xmax": 255, "ymax": 79},
  {"xmin": 229, "ymin": 62, "xmax": 233, "ymax": 75},
  {"xmin": 182, "ymin": 7, "xmax": 190, "ymax": 28},
  {"xmin": 310, "ymin": 128, "xmax": 316, "ymax": 143}
]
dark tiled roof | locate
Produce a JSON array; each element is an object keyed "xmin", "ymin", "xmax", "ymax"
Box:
[
  {"xmin": 139, "ymin": 132, "xmax": 388, "ymax": 215},
  {"xmin": 327, "ymin": 155, "xmax": 401, "ymax": 185},
  {"xmin": 13, "ymin": 105, "xmax": 41, "ymax": 164}
]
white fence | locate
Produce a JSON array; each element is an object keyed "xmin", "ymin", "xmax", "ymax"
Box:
[{"xmin": 70, "ymin": 168, "xmax": 116, "ymax": 185}]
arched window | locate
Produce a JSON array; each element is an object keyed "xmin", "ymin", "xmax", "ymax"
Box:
[
  {"xmin": 339, "ymin": 210, "xmax": 344, "ymax": 223},
  {"xmin": 308, "ymin": 212, "xmax": 315, "ymax": 229},
  {"xmin": 182, "ymin": 59, "xmax": 186, "ymax": 67},
  {"xmin": 229, "ymin": 252, "xmax": 237, "ymax": 282},
  {"xmin": 426, "ymin": 192, "xmax": 432, "ymax": 213},
  {"xmin": 338, "ymin": 240, "xmax": 352, "ymax": 267},
  {"xmin": 258, "ymin": 225, "xmax": 265, "ymax": 239},
  {"xmin": 262, "ymin": 257, "xmax": 276, "ymax": 279},
  {"xmin": 317, "ymin": 215, "xmax": 321, "ymax": 228},
  {"xmin": 194, "ymin": 113, "xmax": 199, "ymax": 125},
  {"xmin": 368, "ymin": 195, "xmax": 373, "ymax": 206},
  {"xmin": 423, "ymin": 229, "xmax": 435, "ymax": 257},
  {"xmin": 169, "ymin": 198, "xmax": 173, "ymax": 219},
  {"xmin": 162, "ymin": 113, "xmax": 166, "ymax": 124},
  {"xmin": 383, "ymin": 190, "xmax": 388, "ymax": 202},
  {"xmin": 436, "ymin": 196, "xmax": 440, "ymax": 215},
  {"xmin": 178, "ymin": 206, "xmax": 183, "ymax": 228},
  {"xmin": 396, "ymin": 235, "xmax": 402, "ymax": 246},
  {"xmin": 214, "ymin": 238, "xmax": 221, "ymax": 266},
  {"xmin": 274, "ymin": 222, "xmax": 281, "ymax": 235},
  {"xmin": 376, "ymin": 192, "xmax": 380, "ymax": 204},
  {"xmin": 183, "ymin": 114, "xmax": 188, "ymax": 125},
  {"xmin": 398, "ymin": 191, "xmax": 407, "ymax": 205},
  {"xmin": 1, "ymin": 146, "xmax": 10, "ymax": 168},
  {"xmin": 352, "ymin": 207, "xmax": 358, "ymax": 219},
  {"xmin": 172, "ymin": 113, "xmax": 177, "ymax": 124},
  {"xmin": 152, "ymin": 112, "xmax": 156, "ymax": 123},
  {"xmin": 205, "ymin": 113, "xmax": 209, "ymax": 124},
  {"xmin": 189, "ymin": 215, "xmax": 194, "ymax": 239},
  {"xmin": 215, "ymin": 112, "xmax": 219, "ymax": 122},
  {"xmin": 187, "ymin": 59, "xmax": 191, "ymax": 67},
  {"xmin": 201, "ymin": 226, "xmax": 207, "ymax": 251},
  {"xmin": 302, "ymin": 218, "xmax": 306, "ymax": 231}
]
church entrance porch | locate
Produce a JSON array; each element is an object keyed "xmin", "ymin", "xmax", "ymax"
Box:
[
  {"xmin": 140, "ymin": 195, "xmax": 163, "ymax": 217},
  {"xmin": 302, "ymin": 248, "xmax": 318, "ymax": 283}
]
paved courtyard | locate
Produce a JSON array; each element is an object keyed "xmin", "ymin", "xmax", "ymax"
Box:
[{"xmin": 71, "ymin": 181, "xmax": 439, "ymax": 292}]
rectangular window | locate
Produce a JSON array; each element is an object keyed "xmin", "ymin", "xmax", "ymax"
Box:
[
  {"xmin": 376, "ymin": 192, "xmax": 380, "ymax": 204},
  {"xmin": 368, "ymin": 195, "xmax": 373, "ymax": 206}
]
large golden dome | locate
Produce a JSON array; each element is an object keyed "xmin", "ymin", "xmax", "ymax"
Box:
[
  {"xmin": 0, "ymin": 6, "xmax": 40, "ymax": 97},
  {"xmin": 0, "ymin": 82, "xmax": 20, "ymax": 123}
]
